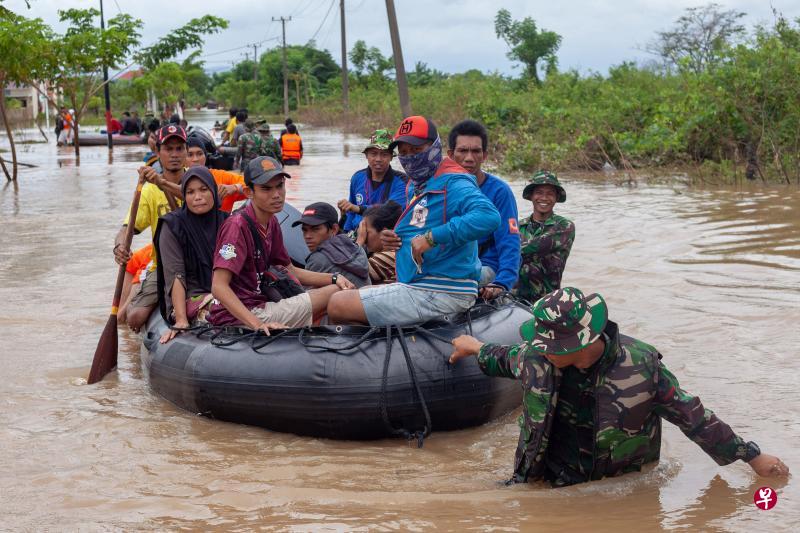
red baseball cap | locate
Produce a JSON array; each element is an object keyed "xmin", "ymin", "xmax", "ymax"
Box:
[
  {"xmin": 388, "ymin": 115, "xmax": 438, "ymax": 151},
  {"xmin": 156, "ymin": 124, "xmax": 187, "ymax": 146}
]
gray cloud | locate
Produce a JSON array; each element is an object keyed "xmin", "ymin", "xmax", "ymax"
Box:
[{"xmin": 8, "ymin": 0, "xmax": 800, "ymax": 75}]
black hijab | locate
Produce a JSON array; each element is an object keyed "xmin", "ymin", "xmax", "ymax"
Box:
[{"xmin": 155, "ymin": 167, "xmax": 227, "ymax": 321}]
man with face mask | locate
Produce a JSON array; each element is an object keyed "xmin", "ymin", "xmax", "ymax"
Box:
[{"xmin": 327, "ymin": 116, "xmax": 501, "ymax": 326}]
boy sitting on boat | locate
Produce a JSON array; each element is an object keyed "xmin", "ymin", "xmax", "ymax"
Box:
[
  {"xmin": 208, "ymin": 157, "xmax": 354, "ymax": 335},
  {"xmin": 355, "ymin": 200, "xmax": 404, "ymax": 285},
  {"xmin": 293, "ymin": 202, "xmax": 371, "ymax": 288}
]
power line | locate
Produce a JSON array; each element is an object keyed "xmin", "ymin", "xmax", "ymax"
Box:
[
  {"xmin": 309, "ymin": 0, "xmax": 336, "ymax": 43},
  {"xmin": 192, "ymin": 37, "xmax": 279, "ymax": 60}
]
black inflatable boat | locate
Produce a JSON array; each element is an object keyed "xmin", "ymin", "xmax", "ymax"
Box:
[{"xmin": 141, "ymin": 203, "xmax": 528, "ymax": 440}]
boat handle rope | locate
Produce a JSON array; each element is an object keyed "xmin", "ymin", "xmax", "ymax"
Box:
[
  {"xmin": 297, "ymin": 326, "xmax": 382, "ymax": 352},
  {"xmin": 379, "ymin": 326, "xmax": 432, "ymax": 448}
]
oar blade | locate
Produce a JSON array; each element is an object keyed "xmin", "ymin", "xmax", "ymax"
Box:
[{"xmin": 87, "ymin": 315, "xmax": 119, "ymax": 384}]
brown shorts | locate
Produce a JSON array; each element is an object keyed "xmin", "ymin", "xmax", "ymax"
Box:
[
  {"xmin": 129, "ymin": 269, "xmax": 159, "ymax": 310},
  {"xmin": 250, "ymin": 292, "xmax": 312, "ymax": 328}
]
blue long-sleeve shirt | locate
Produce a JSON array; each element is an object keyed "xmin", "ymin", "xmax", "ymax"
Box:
[
  {"xmin": 395, "ymin": 158, "xmax": 500, "ymax": 295},
  {"xmin": 343, "ymin": 166, "xmax": 407, "ymax": 231},
  {"xmin": 477, "ymin": 172, "xmax": 521, "ymax": 290}
]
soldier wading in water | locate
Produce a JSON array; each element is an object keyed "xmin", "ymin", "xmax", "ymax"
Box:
[{"xmin": 450, "ymin": 287, "xmax": 789, "ymax": 487}]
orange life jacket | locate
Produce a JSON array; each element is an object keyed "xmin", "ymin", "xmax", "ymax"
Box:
[{"xmin": 281, "ymin": 133, "xmax": 302, "ymax": 160}]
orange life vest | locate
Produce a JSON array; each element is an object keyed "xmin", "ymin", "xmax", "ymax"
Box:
[{"xmin": 281, "ymin": 133, "xmax": 302, "ymax": 160}]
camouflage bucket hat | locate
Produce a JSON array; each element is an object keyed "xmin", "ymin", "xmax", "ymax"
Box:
[
  {"xmin": 363, "ymin": 129, "xmax": 394, "ymax": 153},
  {"xmin": 244, "ymin": 119, "xmax": 256, "ymax": 131},
  {"xmin": 520, "ymin": 287, "xmax": 608, "ymax": 355},
  {"xmin": 522, "ymin": 170, "xmax": 567, "ymax": 202}
]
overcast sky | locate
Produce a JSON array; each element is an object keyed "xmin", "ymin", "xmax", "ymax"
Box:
[{"xmin": 8, "ymin": 0, "xmax": 800, "ymax": 76}]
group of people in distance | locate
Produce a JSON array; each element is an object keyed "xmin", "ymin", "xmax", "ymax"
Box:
[
  {"xmin": 111, "ymin": 114, "xmax": 788, "ymax": 488},
  {"xmin": 217, "ymin": 108, "xmax": 302, "ymax": 169}
]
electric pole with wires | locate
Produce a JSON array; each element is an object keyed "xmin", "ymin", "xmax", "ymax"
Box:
[
  {"xmin": 385, "ymin": 0, "xmax": 411, "ymax": 117},
  {"xmin": 252, "ymin": 43, "xmax": 260, "ymax": 82},
  {"xmin": 340, "ymin": 0, "xmax": 349, "ymax": 111},
  {"xmin": 272, "ymin": 16, "xmax": 292, "ymax": 117}
]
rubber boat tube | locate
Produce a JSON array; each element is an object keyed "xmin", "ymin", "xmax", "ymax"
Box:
[
  {"xmin": 77, "ymin": 132, "xmax": 147, "ymax": 146},
  {"xmin": 141, "ymin": 203, "xmax": 526, "ymax": 440}
]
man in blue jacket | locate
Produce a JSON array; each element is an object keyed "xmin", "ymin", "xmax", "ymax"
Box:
[
  {"xmin": 328, "ymin": 116, "xmax": 500, "ymax": 326},
  {"xmin": 447, "ymin": 120, "xmax": 520, "ymax": 300},
  {"xmin": 337, "ymin": 129, "xmax": 407, "ymax": 232}
]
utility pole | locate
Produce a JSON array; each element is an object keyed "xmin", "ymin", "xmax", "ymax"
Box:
[
  {"xmin": 99, "ymin": 0, "xmax": 113, "ymax": 149},
  {"xmin": 385, "ymin": 0, "xmax": 411, "ymax": 117},
  {"xmin": 340, "ymin": 0, "xmax": 349, "ymax": 111},
  {"xmin": 252, "ymin": 43, "xmax": 260, "ymax": 82},
  {"xmin": 272, "ymin": 16, "xmax": 292, "ymax": 117}
]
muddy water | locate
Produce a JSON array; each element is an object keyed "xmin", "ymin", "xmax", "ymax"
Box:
[{"xmin": 1, "ymin": 111, "xmax": 798, "ymax": 531}]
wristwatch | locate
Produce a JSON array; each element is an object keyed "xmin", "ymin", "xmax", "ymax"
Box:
[
  {"xmin": 331, "ymin": 273, "xmax": 339, "ymax": 285},
  {"xmin": 740, "ymin": 441, "xmax": 761, "ymax": 462}
]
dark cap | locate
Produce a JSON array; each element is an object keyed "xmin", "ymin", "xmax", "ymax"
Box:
[
  {"xmin": 243, "ymin": 156, "xmax": 291, "ymax": 187},
  {"xmin": 388, "ymin": 115, "xmax": 438, "ymax": 151},
  {"xmin": 156, "ymin": 124, "xmax": 187, "ymax": 145},
  {"xmin": 291, "ymin": 202, "xmax": 339, "ymax": 227}
]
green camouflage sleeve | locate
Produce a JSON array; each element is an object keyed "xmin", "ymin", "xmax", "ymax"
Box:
[
  {"xmin": 653, "ymin": 361, "xmax": 747, "ymax": 465},
  {"xmin": 477, "ymin": 342, "xmax": 526, "ymax": 380},
  {"xmin": 559, "ymin": 222, "xmax": 575, "ymax": 260}
]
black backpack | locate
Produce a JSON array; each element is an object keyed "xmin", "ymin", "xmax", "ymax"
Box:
[{"xmin": 240, "ymin": 212, "xmax": 305, "ymax": 302}]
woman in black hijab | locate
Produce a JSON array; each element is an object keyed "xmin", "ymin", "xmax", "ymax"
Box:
[{"xmin": 155, "ymin": 166, "xmax": 228, "ymax": 343}]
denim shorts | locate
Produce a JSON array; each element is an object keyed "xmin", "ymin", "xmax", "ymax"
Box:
[
  {"xmin": 360, "ymin": 283, "xmax": 476, "ymax": 326},
  {"xmin": 479, "ymin": 265, "xmax": 496, "ymax": 287}
]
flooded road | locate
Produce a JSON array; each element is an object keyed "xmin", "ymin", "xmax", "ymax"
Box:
[{"xmin": 1, "ymin": 111, "xmax": 798, "ymax": 530}]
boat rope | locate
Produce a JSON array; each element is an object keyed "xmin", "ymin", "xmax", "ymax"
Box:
[
  {"xmin": 297, "ymin": 326, "xmax": 381, "ymax": 352},
  {"xmin": 379, "ymin": 325, "xmax": 432, "ymax": 448}
]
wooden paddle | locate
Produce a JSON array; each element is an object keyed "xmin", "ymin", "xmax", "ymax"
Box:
[{"xmin": 87, "ymin": 174, "xmax": 146, "ymax": 384}]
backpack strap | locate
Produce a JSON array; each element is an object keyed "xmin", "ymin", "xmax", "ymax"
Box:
[{"xmin": 240, "ymin": 211, "xmax": 268, "ymax": 276}]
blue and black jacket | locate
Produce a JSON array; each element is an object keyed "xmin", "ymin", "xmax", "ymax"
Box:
[
  {"xmin": 343, "ymin": 166, "xmax": 407, "ymax": 231},
  {"xmin": 394, "ymin": 158, "xmax": 500, "ymax": 295}
]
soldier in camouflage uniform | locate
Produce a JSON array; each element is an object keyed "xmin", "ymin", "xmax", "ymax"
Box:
[
  {"xmin": 236, "ymin": 121, "xmax": 282, "ymax": 171},
  {"xmin": 450, "ymin": 287, "xmax": 788, "ymax": 487},
  {"xmin": 516, "ymin": 171, "xmax": 575, "ymax": 303}
]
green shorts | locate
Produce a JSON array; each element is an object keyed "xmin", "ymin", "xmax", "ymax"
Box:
[{"xmin": 129, "ymin": 269, "xmax": 159, "ymax": 310}]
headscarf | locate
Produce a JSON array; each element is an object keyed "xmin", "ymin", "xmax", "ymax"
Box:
[
  {"xmin": 187, "ymin": 137, "xmax": 207, "ymax": 157},
  {"xmin": 398, "ymin": 136, "xmax": 443, "ymax": 196},
  {"xmin": 155, "ymin": 167, "xmax": 227, "ymax": 321}
]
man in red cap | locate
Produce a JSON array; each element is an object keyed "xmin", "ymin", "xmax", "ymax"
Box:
[
  {"xmin": 113, "ymin": 125, "xmax": 188, "ymax": 331},
  {"xmin": 327, "ymin": 116, "xmax": 500, "ymax": 326}
]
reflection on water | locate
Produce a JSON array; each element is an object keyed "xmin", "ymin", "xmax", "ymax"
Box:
[{"xmin": 0, "ymin": 111, "xmax": 798, "ymax": 530}]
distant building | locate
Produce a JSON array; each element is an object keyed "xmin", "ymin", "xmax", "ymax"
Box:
[
  {"xmin": 117, "ymin": 69, "xmax": 143, "ymax": 81},
  {"xmin": 3, "ymin": 82, "xmax": 58, "ymax": 123}
]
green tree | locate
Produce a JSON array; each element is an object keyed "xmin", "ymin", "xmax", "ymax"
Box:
[
  {"xmin": 647, "ymin": 3, "xmax": 746, "ymax": 73},
  {"xmin": 135, "ymin": 15, "xmax": 228, "ymax": 70},
  {"xmin": 0, "ymin": 11, "xmax": 55, "ymax": 180},
  {"xmin": 494, "ymin": 9, "xmax": 561, "ymax": 83},
  {"xmin": 43, "ymin": 8, "xmax": 142, "ymax": 157},
  {"xmin": 349, "ymin": 40, "xmax": 393, "ymax": 85},
  {"xmin": 134, "ymin": 15, "xmax": 227, "ymax": 116}
]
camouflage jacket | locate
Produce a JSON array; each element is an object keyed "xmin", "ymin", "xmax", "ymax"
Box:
[
  {"xmin": 478, "ymin": 320, "xmax": 749, "ymax": 486},
  {"xmin": 516, "ymin": 213, "xmax": 575, "ymax": 303},
  {"xmin": 236, "ymin": 132, "xmax": 282, "ymax": 169}
]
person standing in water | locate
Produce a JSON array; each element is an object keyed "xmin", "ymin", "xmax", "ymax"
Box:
[{"xmin": 450, "ymin": 286, "xmax": 790, "ymax": 487}]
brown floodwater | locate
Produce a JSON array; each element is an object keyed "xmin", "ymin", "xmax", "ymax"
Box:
[{"xmin": 1, "ymin": 110, "xmax": 798, "ymax": 531}]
